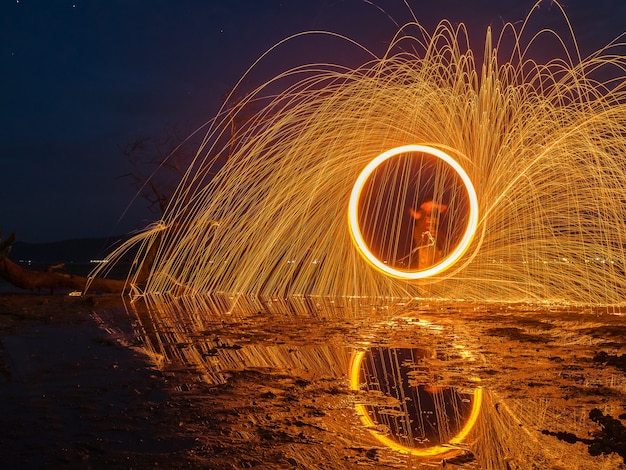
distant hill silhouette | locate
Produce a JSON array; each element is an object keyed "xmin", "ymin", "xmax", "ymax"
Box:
[{"xmin": 9, "ymin": 236, "xmax": 127, "ymax": 265}]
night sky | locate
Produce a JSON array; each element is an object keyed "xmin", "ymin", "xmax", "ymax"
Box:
[{"xmin": 2, "ymin": 0, "xmax": 625, "ymax": 243}]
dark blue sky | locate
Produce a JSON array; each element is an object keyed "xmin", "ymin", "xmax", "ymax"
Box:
[{"xmin": 1, "ymin": 0, "xmax": 624, "ymax": 242}]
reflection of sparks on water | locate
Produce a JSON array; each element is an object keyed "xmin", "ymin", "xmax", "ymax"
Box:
[
  {"xmin": 349, "ymin": 348, "xmax": 482, "ymax": 456},
  {"xmin": 96, "ymin": 3, "xmax": 626, "ymax": 305}
]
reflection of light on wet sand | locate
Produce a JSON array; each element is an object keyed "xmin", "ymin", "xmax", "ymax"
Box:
[
  {"xmin": 349, "ymin": 347, "xmax": 482, "ymax": 457},
  {"xmin": 118, "ymin": 296, "xmax": 626, "ymax": 468}
]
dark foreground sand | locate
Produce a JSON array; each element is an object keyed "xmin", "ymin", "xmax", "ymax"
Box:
[{"xmin": 0, "ymin": 294, "xmax": 204, "ymax": 469}]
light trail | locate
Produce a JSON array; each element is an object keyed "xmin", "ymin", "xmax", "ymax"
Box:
[
  {"xmin": 347, "ymin": 144, "xmax": 479, "ymax": 279},
  {"xmin": 98, "ymin": 1, "xmax": 626, "ymax": 305}
]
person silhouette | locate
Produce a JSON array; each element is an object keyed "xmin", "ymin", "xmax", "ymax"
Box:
[{"xmin": 408, "ymin": 197, "xmax": 448, "ymax": 269}]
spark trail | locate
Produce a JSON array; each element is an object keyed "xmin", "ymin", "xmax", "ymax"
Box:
[{"xmin": 102, "ymin": 1, "xmax": 626, "ymax": 306}]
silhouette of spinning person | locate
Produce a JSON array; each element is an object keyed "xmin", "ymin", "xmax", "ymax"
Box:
[{"xmin": 408, "ymin": 197, "xmax": 448, "ymax": 269}]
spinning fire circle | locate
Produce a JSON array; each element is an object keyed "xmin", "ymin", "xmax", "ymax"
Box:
[{"xmin": 348, "ymin": 145, "xmax": 479, "ymax": 279}]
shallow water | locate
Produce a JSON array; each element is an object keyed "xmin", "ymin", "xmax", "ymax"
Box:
[
  {"xmin": 0, "ymin": 294, "xmax": 624, "ymax": 468},
  {"xmin": 121, "ymin": 296, "xmax": 626, "ymax": 468}
]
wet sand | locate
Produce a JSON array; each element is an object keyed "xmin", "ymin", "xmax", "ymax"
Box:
[
  {"xmin": 1, "ymin": 293, "xmax": 625, "ymax": 469},
  {"xmin": 0, "ymin": 294, "xmax": 201, "ymax": 469}
]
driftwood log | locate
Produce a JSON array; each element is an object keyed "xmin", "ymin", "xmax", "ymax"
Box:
[{"xmin": 0, "ymin": 233, "xmax": 126, "ymax": 294}]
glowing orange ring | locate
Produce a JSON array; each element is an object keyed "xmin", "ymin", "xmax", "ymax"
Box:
[
  {"xmin": 349, "ymin": 350, "xmax": 482, "ymax": 456},
  {"xmin": 348, "ymin": 145, "xmax": 478, "ymax": 279}
]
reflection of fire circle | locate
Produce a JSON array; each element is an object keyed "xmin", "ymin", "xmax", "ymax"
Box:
[
  {"xmin": 348, "ymin": 145, "xmax": 478, "ymax": 279},
  {"xmin": 349, "ymin": 347, "xmax": 482, "ymax": 456}
]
